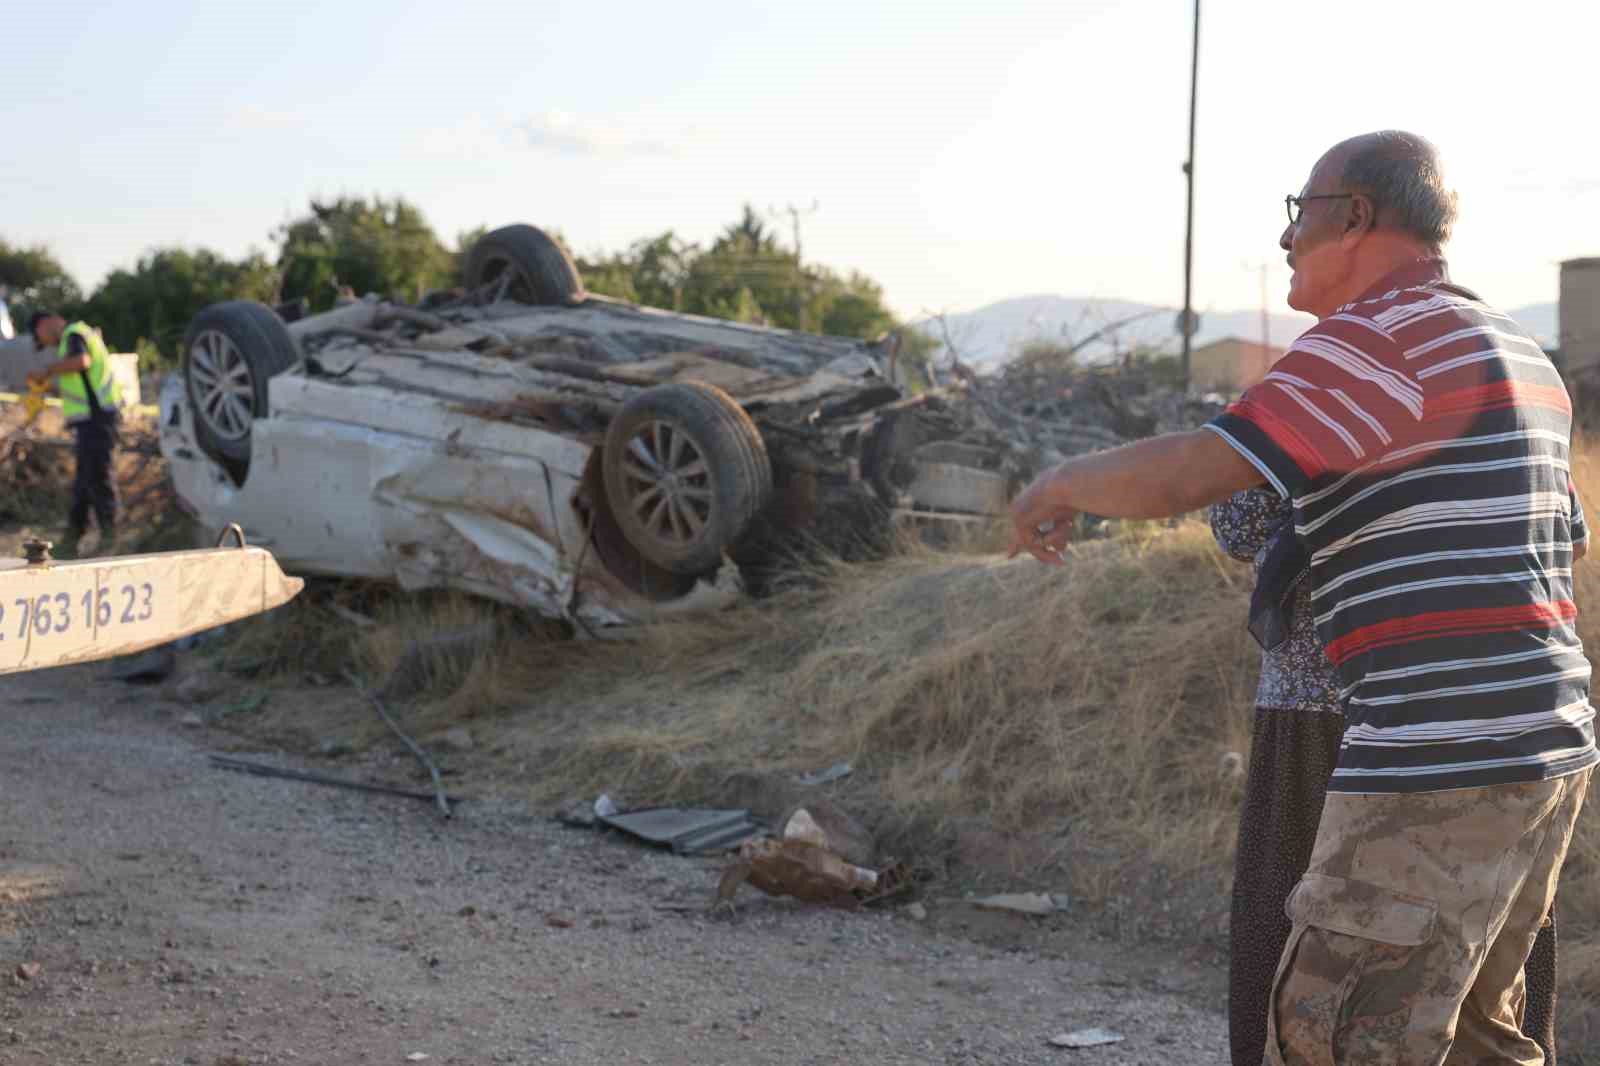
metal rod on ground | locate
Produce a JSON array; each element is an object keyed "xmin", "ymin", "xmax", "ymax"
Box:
[
  {"xmin": 208, "ymin": 754, "xmax": 461, "ymax": 805},
  {"xmin": 342, "ymin": 669, "xmax": 452, "ymax": 818}
]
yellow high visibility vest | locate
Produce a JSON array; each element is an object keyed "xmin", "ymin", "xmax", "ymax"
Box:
[{"xmin": 56, "ymin": 322, "xmax": 123, "ymax": 423}]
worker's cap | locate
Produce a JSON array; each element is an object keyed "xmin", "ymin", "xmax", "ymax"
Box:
[{"xmin": 26, "ymin": 310, "xmax": 57, "ymax": 350}]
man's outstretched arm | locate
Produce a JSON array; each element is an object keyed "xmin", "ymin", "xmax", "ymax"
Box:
[{"xmin": 1008, "ymin": 429, "xmax": 1267, "ymax": 563}]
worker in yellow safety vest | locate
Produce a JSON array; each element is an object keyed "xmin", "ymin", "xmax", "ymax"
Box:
[{"xmin": 27, "ymin": 311, "xmax": 124, "ymax": 558}]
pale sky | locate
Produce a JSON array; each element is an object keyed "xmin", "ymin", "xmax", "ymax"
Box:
[{"xmin": 5, "ymin": 1, "xmax": 1598, "ymax": 323}]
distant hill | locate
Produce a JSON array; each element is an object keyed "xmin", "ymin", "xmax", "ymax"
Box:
[
  {"xmin": 1506, "ymin": 302, "xmax": 1556, "ymax": 349},
  {"xmin": 915, "ymin": 295, "xmax": 1562, "ymax": 370}
]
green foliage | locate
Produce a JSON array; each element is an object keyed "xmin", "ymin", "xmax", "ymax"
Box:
[
  {"xmin": 12, "ymin": 201, "xmax": 928, "ymax": 385},
  {"xmin": 0, "ymin": 238, "xmax": 84, "ymax": 324},
  {"xmin": 80, "ymin": 247, "xmax": 279, "ymax": 366},
  {"xmin": 574, "ymin": 204, "xmax": 911, "ymax": 349},
  {"xmin": 276, "ymin": 197, "xmax": 454, "ymax": 312},
  {"xmin": 579, "ymin": 232, "xmax": 694, "ymax": 310}
]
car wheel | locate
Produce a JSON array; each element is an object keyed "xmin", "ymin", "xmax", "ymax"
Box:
[
  {"xmin": 602, "ymin": 383, "xmax": 773, "ymax": 575},
  {"xmin": 182, "ymin": 300, "xmax": 299, "ymax": 482},
  {"xmin": 463, "ymin": 224, "xmax": 585, "ymax": 305}
]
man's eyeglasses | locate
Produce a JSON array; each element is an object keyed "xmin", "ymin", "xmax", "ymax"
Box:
[{"xmin": 1285, "ymin": 193, "xmax": 1354, "ymax": 225}]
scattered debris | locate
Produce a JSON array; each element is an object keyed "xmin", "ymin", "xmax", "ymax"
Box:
[
  {"xmin": 906, "ymin": 902, "xmax": 928, "ymax": 921},
  {"xmin": 972, "ymin": 358, "xmax": 1228, "ymax": 469},
  {"xmin": 555, "ymin": 793, "xmax": 625, "ymax": 829},
  {"xmin": 776, "ymin": 801, "xmax": 874, "ymax": 867},
  {"xmin": 715, "ymin": 805, "xmax": 908, "ymax": 910},
  {"xmin": 208, "ymin": 754, "xmax": 463, "ymax": 807},
  {"xmin": 545, "ymin": 915, "xmax": 574, "ymax": 930},
  {"xmin": 972, "ymin": 892, "xmax": 1068, "ymax": 917},
  {"xmin": 1219, "ymin": 750, "xmax": 1245, "ymax": 780},
  {"xmin": 795, "ymin": 761, "xmax": 853, "ymax": 787},
  {"xmin": 177, "ymin": 712, "xmax": 205, "ymax": 728},
  {"xmin": 597, "ymin": 807, "xmax": 767, "ymax": 855},
  {"xmin": 13, "ymin": 963, "xmax": 40, "ymax": 983},
  {"xmin": 1047, "ymin": 1027, "xmax": 1124, "ymax": 1049},
  {"xmin": 345, "ymin": 669, "xmax": 451, "ymax": 818}
]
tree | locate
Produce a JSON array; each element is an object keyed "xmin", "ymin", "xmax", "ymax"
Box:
[
  {"xmin": 812, "ymin": 270, "xmax": 896, "ymax": 340},
  {"xmin": 276, "ymin": 197, "xmax": 454, "ymax": 312},
  {"xmin": 0, "ymin": 238, "xmax": 84, "ymax": 325},
  {"xmin": 80, "ymin": 248, "xmax": 279, "ymax": 368},
  {"xmin": 679, "ymin": 205, "xmax": 802, "ymax": 329}
]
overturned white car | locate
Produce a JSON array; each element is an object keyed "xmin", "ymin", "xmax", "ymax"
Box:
[{"xmin": 160, "ymin": 225, "xmax": 1014, "ymax": 627}]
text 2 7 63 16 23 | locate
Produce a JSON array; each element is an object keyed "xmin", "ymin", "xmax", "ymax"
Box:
[{"xmin": 2, "ymin": 583, "xmax": 156, "ymax": 640}]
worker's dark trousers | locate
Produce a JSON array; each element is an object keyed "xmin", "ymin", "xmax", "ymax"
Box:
[{"xmin": 68, "ymin": 416, "xmax": 120, "ymax": 539}]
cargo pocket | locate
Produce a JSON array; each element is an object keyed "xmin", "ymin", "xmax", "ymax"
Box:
[{"xmin": 1263, "ymin": 874, "xmax": 1437, "ymax": 1065}]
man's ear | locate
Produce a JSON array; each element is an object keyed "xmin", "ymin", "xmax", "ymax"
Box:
[{"xmin": 1342, "ymin": 193, "xmax": 1377, "ymax": 241}]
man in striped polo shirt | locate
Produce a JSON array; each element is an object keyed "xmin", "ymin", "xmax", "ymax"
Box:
[{"xmin": 1010, "ymin": 131, "xmax": 1594, "ymax": 1064}]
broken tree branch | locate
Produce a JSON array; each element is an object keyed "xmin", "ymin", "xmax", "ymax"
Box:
[{"xmin": 342, "ymin": 668, "xmax": 452, "ymax": 818}]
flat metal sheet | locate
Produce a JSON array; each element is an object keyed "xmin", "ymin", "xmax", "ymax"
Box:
[{"xmin": 598, "ymin": 807, "xmax": 767, "ymax": 855}]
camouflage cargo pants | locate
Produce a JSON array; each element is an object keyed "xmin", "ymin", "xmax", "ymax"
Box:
[{"xmin": 1265, "ymin": 767, "xmax": 1591, "ymax": 1065}]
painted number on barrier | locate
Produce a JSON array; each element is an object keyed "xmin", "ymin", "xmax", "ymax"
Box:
[{"xmin": 0, "ymin": 583, "xmax": 156, "ymax": 642}]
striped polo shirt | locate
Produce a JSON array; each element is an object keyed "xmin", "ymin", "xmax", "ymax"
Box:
[{"xmin": 1206, "ymin": 257, "xmax": 1598, "ymax": 793}]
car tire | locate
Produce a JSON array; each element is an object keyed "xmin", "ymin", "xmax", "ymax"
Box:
[
  {"xmin": 603, "ymin": 383, "xmax": 773, "ymax": 575},
  {"xmin": 463, "ymin": 224, "xmax": 585, "ymax": 305},
  {"xmin": 182, "ymin": 300, "xmax": 300, "ymax": 482}
]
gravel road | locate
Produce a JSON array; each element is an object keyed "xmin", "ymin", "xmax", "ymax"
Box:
[{"xmin": 0, "ymin": 663, "xmax": 1229, "ymax": 1065}]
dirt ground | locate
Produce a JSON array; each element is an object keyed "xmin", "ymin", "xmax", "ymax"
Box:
[{"xmin": 0, "ymin": 658, "xmax": 1230, "ymax": 1066}]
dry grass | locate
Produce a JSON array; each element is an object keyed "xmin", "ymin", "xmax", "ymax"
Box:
[
  {"xmin": 197, "ymin": 436, "xmax": 1600, "ymax": 1052},
  {"xmin": 1551, "ymin": 439, "xmax": 1600, "ymax": 1054},
  {"xmin": 453, "ymin": 521, "xmax": 1263, "ymax": 917}
]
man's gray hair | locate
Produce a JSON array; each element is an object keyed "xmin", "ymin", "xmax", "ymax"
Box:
[{"xmin": 1340, "ymin": 131, "xmax": 1458, "ymax": 247}]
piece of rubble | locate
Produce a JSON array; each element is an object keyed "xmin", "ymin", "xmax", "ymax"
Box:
[
  {"xmin": 972, "ymin": 892, "xmax": 1067, "ymax": 916},
  {"xmin": 906, "ymin": 902, "xmax": 928, "ymax": 921},
  {"xmin": 1219, "ymin": 750, "xmax": 1245, "ymax": 780},
  {"xmin": 715, "ymin": 804, "xmax": 907, "ymax": 910},
  {"xmin": 795, "ymin": 761, "xmax": 853, "ymax": 787},
  {"xmin": 775, "ymin": 801, "xmax": 874, "ymax": 867},
  {"xmin": 597, "ymin": 806, "xmax": 766, "ymax": 855},
  {"xmin": 1047, "ymin": 1027, "xmax": 1124, "ymax": 1048},
  {"xmin": 13, "ymin": 963, "xmax": 40, "ymax": 982}
]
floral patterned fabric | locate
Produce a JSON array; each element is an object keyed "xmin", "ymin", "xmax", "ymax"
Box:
[{"xmin": 1209, "ymin": 488, "xmax": 1342, "ymax": 714}]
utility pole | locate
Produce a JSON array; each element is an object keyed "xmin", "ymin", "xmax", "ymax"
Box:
[
  {"xmin": 1180, "ymin": 0, "xmax": 1200, "ymax": 391},
  {"xmin": 773, "ymin": 201, "xmax": 819, "ymax": 331}
]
